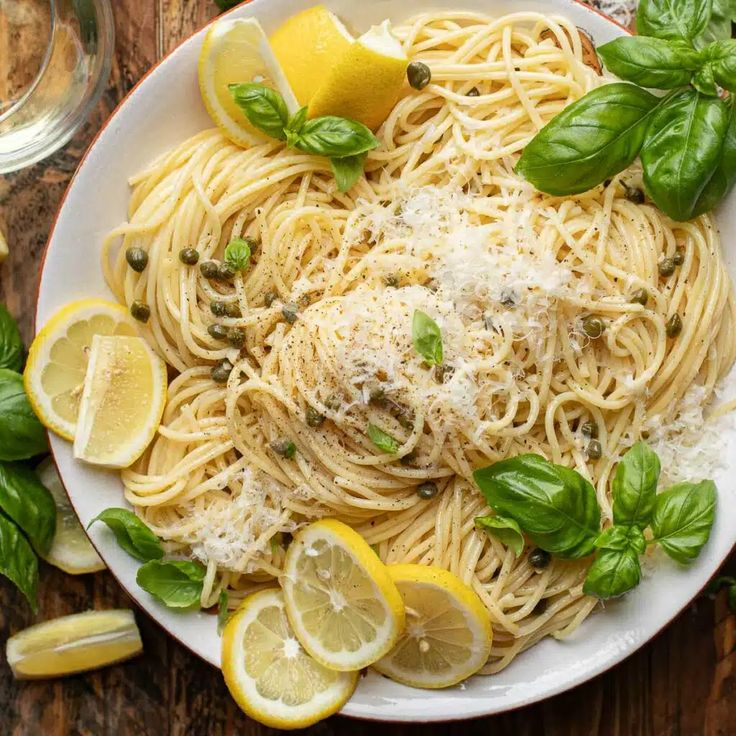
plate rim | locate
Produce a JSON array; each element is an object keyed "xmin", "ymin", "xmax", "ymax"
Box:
[{"xmin": 33, "ymin": 0, "xmax": 734, "ymax": 723}]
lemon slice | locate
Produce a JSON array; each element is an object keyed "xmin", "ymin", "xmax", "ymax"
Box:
[
  {"xmin": 282, "ymin": 518, "xmax": 405, "ymax": 671},
  {"xmin": 36, "ymin": 458, "xmax": 106, "ymax": 575},
  {"xmin": 308, "ymin": 20, "xmax": 407, "ymax": 131},
  {"xmin": 199, "ymin": 17, "xmax": 300, "ymax": 147},
  {"xmin": 222, "ymin": 588, "xmax": 358, "ymax": 729},
  {"xmin": 270, "ymin": 5, "xmax": 354, "ymax": 106},
  {"xmin": 73, "ymin": 335, "xmax": 167, "ymax": 468},
  {"xmin": 372, "ymin": 564, "xmax": 493, "ymax": 689},
  {"xmin": 24, "ymin": 299, "xmax": 138, "ymax": 441},
  {"xmin": 6, "ymin": 609, "xmax": 142, "ymax": 679}
]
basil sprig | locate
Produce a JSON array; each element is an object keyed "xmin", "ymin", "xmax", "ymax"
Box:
[
  {"xmin": 516, "ymin": 0, "xmax": 736, "ymax": 221},
  {"xmin": 412, "ymin": 310, "xmax": 443, "ymax": 366},
  {"xmin": 475, "ymin": 515, "xmax": 524, "ymax": 556},
  {"xmin": 0, "ymin": 305, "xmax": 23, "ymax": 372},
  {"xmin": 474, "ymin": 442, "xmax": 718, "ymax": 600},
  {"xmin": 90, "ymin": 507, "xmax": 164, "ymax": 562},
  {"xmin": 136, "ymin": 559, "xmax": 206, "ymax": 608},
  {"xmin": 0, "ymin": 369, "xmax": 48, "ymax": 461},
  {"xmin": 229, "ymin": 83, "xmax": 379, "ymax": 192},
  {"xmin": 224, "ymin": 237, "xmax": 252, "ymax": 272}
]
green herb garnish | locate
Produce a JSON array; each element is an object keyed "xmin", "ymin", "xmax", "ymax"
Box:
[
  {"xmin": 89, "ymin": 507, "xmax": 164, "ymax": 562},
  {"xmin": 515, "ymin": 0, "xmax": 736, "ymax": 221},
  {"xmin": 475, "ymin": 515, "xmax": 524, "ymax": 556},
  {"xmin": 412, "ymin": 310, "xmax": 443, "ymax": 366},
  {"xmin": 136, "ymin": 560, "xmax": 206, "ymax": 608},
  {"xmin": 217, "ymin": 590, "xmax": 231, "ymax": 634},
  {"xmin": 224, "ymin": 237, "xmax": 252, "ymax": 272},
  {"xmin": 229, "ymin": 82, "xmax": 379, "ymax": 192},
  {"xmin": 367, "ymin": 423, "xmax": 400, "ymax": 454}
]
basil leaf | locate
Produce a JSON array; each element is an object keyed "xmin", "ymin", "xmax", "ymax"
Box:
[
  {"xmin": 699, "ymin": 40, "xmax": 736, "ymax": 92},
  {"xmin": 475, "ymin": 515, "xmax": 524, "ymax": 556},
  {"xmin": 217, "ymin": 590, "xmax": 230, "ymax": 635},
  {"xmin": 650, "ymin": 480, "xmax": 716, "ymax": 563},
  {"xmin": 330, "ymin": 153, "xmax": 368, "ymax": 193},
  {"xmin": 293, "ymin": 116, "xmax": 379, "ymax": 158},
  {"xmin": 597, "ymin": 37, "xmax": 699, "ymax": 89},
  {"xmin": 473, "ymin": 455, "xmax": 600, "ymax": 559},
  {"xmin": 583, "ymin": 547, "xmax": 642, "ymax": 600},
  {"xmin": 693, "ymin": 63, "xmax": 720, "ymax": 96},
  {"xmin": 611, "ymin": 442, "xmax": 660, "ymax": 529},
  {"xmin": 0, "ymin": 306, "xmax": 24, "ymax": 372},
  {"xmin": 0, "ymin": 369, "xmax": 47, "ymax": 461},
  {"xmin": 284, "ymin": 106, "xmax": 308, "ymax": 147},
  {"xmin": 412, "ymin": 310, "xmax": 443, "ymax": 366},
  {"xmin": 224, "ymin": 238, "xmax": 252, "ymax": 272},
  {"xmin": 136, "ymin": 559, "xmax": 205, "ymax": 608},
  {"xmin": 594, "ymin": 525, "xmax": 646, "ymax": 555},
  {"xmin": 699, "ymin": 0, "xmax": 736, "ymax": 44},
  {"xmin": 515, "ymin": 84, "xmax": 660, "ymax": 196},
  {"xmin": 90, "ymin": 507, "xmax": 164, "ymax": 562},
  {"xmin": 637, "ymin": 0, "xmax": 713, "ymax": 43},
  {"xmin": 706, "ymin": 575, "xmax": 736, "ymax": 611},
  {"xmin": 641, "ymin": 90, "xmax": 730, "ymax": 221},
  {"xmin": 229, "ymin": 83, "xmax": 289, "ymax": 141},
  {"xmin": 0, "ymin": 512, "xmax": 38, "ymax": 612},
  {"xmin": 213, "ymin": 0, "xmax": 240, "ymax": 11},
  {"xmin": 0, "ymin": 462, "xmax": 56, "ymax": 555},
  {"xmin": 692, "ymin": 99, "xmax": 736, "ymax": 217},
  {"xmin": 367, "ymin": 424, "xmax": 400, "ymax": 454}
]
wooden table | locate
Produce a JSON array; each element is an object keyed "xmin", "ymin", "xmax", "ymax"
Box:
[{"xmin": 1, "ymin": 2, "xmax": 735, "ymax": 734}]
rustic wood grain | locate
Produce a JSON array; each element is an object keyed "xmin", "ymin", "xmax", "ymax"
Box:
[{"xmin": 1, "ymin": 2, "xmax": 735, "ymax": 734}]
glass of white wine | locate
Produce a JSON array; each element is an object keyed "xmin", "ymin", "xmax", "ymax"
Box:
[{"xmin": 0, "ymin": 0, "xmax": 114, "ymax": 173}]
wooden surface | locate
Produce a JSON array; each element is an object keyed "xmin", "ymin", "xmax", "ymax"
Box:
[{"xmin": 0, "ymin": 2, "xmax": 735, "ymax": 734}]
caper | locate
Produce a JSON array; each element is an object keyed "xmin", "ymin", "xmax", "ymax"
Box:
[
  {"xmin": 624, "ymin": 186, "xmax": 645, "ymax": 204},
  {"xmin": 126, "ymin": 247, "xmax": 148, "ymax": 273},
  {"xmin": 393, "ymin": 407, "xmax": 414, "ymax": 430},
  {"xmin": 211, "ymin": 359, "xmax": 233, "ymax": 384},
  {"xmin": 400, "ymin": 451, "xmax": 417, "ymax": 466},
  {"xmin": 200, "ymin": 260, "xmax": 219, "ymax": 279},
  {"xmin": 416, "ymin": 481, "xmax": 438, "ymax": 500},
  {"xmin": 529, "ymin": 548, "xmax": 551, "ymax": 569},
  {"xmin": 207, "ymin": 324, "xmax": 228, "ymax": 341},
  {"xmin": 673, "ymin": 247, "xmax": 685, "ymax": 266},
  {"xmin": 282, "ymin": 302, "xmax": 298, "ymax": 324},
  {"xmin": 271, "ymin": 438, "xmax": 296, "ymax": 459},
  {"xmin": 325, "ymin": 395, "xmax": 341, "ymax": 412},
  {"xmin": 666, "ymin": 313, "xmax": 683, "ymax": 338},
  {"xmin": 217, "ymin": 263, "xmax": 236, "ymax": 281},
  {"xmin": 179, "ymin": 248, "xmax": 200, "ymax": 265},
  {"xmin": 580, "ymin": 420, "xmax": 599, "ymax": 439},
  {"xmin": 407, "ymin": 61, "xmax": 431, "ymax": 90},
  {"xmin": 658, "ymin": 257, "xmax": 676, "ymax": 277},
  {"xmin": 467, "ymin": 86, "xmax": 480, "ymax": 97},
  {"xmin": 264, "ymin": 291, "xmax": 277, "ymax": 307},
  {"xmin": 582, "ymin": 315, "xmax": 605, "ymax": 339},
  {"xmin": 384, "ymin": 273, "xmax": 399, "ymax": 288},
  {"xmin": 500, "ymin": 289, "xmax": 517, "ymax": 307},
  {"xmin": 630, "ymin": 288, "xmax": 649, "ymax": 306},
  {"xmin": 225, "ymin": 302, "xmax": 242, "ymax": 319},
  {"xmin": 210, "ymin": 301, "xmax": 227, "ymax": 317},
  {"xmin": 306, "ymin": 406, "xmax": 325, "ymax": 428},
  {"xmin": 130, "ymin": 301, "xmax": 150, "ymax": 323},
  {"xmin": 368, "ymin": 385, "xmax": 386, "ymax": 404},
  {"xmin": 226, "ymin": 327, "xmax": 246, "ymax": 348},
  {"xmin": 586, "ymin": 439, "xmax": 603, "ymax": 460}
]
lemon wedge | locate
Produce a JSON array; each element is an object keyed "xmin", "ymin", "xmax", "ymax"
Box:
[
  {"xmin": 222, "ymin": 588, "xmax": 358, "ymax": 729},
  {"xmin": 24, "ymin": 299, "xmax": 138, "ymax": 441},
  {"xmin": 199, "ymin": 17, "xmax": 300, "ymax": 147},
  {"xmin": 270, "ymin": 5, "xmax": 354, "ymax": 106},
  {"xmin": 282, "ymin": 518, "xmax": 405, "ymax": 671},
  {"xmin": 372, "ymin": 564, "xmax": 493, "ymax": 689},
  {"xmin": 73, "ymin": 335, "xmax": 167, "ymax": 469},
  {"xmin": 308, "ymin": 20, "xmax": 407, "ymax": 130},
  {"xmin": 6, "ymin": 610, "xmax": 142, "ymax": 679},
  {"xmin": 36, "ymin": 458, "xmax": 106, "ymax": 575}
]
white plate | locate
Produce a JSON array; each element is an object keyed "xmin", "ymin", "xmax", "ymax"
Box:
[{"xmin": 37, "ymin": 0, "xmax": 736, "ymax": 722}]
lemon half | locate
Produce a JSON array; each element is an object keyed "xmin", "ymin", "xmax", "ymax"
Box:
[
  {"xmin": 6, "ymin": 610, "xmax": 142, "ymax": 679},
  {"xmin": 282, "ymin": 518, "xmax": 405, "ymax": 671},
  {"xmin": 199, "ymin": 17, "xmax": 300, "ymax": 147},
  {"xmin": 373, "ymin": 564, "xmax": 493, "ymax": 689},
  {"xmin": 73, "ymin": 335, "xmax": 167, "ymax": 469},
  {"xmin": 37, "ymin": 458, "xmax": 105, "ymax": 575},
  {"xmin": 24, "ymin": 299, "xmax": 138, "ymax": 441},
  {"xmin": 222, "ymin": 588, "xmax": 358, "ymax": 730},
  {"xmin": 270, "ymin": 5, "xmax": 354, "ymax": 106}
]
